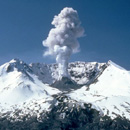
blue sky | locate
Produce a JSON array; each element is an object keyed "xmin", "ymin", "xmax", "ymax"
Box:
[{"xmin": 0, "ymin": 0, "xmax": 130, "ymax": 69}]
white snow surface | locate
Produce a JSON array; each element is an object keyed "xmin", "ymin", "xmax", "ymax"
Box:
[
  {"xmin": 69, "ymin": 61, "xmax": 130, "ymax": 119},
  {"xmin": 0, "ymin": 59, "xmax": 60, "ymax": 106},
  {"xmin": 0, "ymin": 59, "xmax": 103, "ymax": 107},
  {"xmin": 0, "ymin": 58, "xmax": 130, "ymax": 120}
]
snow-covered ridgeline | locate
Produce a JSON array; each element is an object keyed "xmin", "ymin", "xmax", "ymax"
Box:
[
  {"xmin": 69, "ymin": 61, "xmax": 130, "ymax": 119},
  {"xmin": 0, "ymin": 59, "xmax": 60, "ymax": 105},
  {"xmin": 30, "ymin": 61, "xmax": 105, "ymax": 85},
  {"xmin": 0, "ymin": 58, "xmax": 130, "ymax": 120}
]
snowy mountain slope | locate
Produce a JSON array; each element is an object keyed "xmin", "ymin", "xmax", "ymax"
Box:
[
  {"xmin": 69, "ymin": 60, "xmax": 130, "ymax": 119},
  {"xmin": 0, "ymin": 58, "xmax": 105, "ymax": 107},
  {"xmin": 0, "ymin": 58, "xmax": 130, "ymax": 130},
  {"xmin": 0, "ymin": 59, "xmax": 60, "ymax": 105}
]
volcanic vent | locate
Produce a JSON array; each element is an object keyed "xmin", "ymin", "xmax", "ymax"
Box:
[{"xmin": 51, "ymin": 77, "xmax": 79, "ymax": 91}]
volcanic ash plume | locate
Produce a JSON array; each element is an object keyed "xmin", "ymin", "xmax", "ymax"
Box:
[{"xmin": 43, "ymin": 7, "xmax": 84, "ymax": 79}]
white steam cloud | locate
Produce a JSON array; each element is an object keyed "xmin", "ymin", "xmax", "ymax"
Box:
[{"xmin": 43, "ymin": 7, "xmax": 84, "ymax": 79}]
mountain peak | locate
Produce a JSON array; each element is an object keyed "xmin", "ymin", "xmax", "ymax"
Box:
[
  {"xmin": 0, "ymin": 59, "xmax": 130, "ymax": 123},
  {"xmin": 9, "ymin": 58, "xmax": 21, "ymax": 63},
  {"xmin": 108, "ymin": 60, "xmax": 127, "ymax": 71},
  {"xmin": 5, "ymin": 58, "xmax": 32, "ymax": 73}
]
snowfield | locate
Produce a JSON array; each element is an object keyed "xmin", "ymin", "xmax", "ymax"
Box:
[
  {"xmin": 0, "ymin": 58, "xmax": 130, "ymax": 122},
  {"xmin": 0, "ymin": 59, "xmax": 60, "ymax": 105},
  {"xmin": 69, "ymin": 60, "xmax": 130, "ymax": 119}
]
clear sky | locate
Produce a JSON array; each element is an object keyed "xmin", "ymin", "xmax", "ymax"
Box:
[{"xmin": 0, "ymin": 0, "xmax": 130, "ymax": 69}]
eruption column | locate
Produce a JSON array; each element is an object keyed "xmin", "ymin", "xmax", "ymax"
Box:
[{"xmin": 43, "ymin": 7, "xmax": 84, "ymax": 79}]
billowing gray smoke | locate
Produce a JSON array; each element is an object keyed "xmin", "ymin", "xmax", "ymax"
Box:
[{"xmin": 43, "ymin": 7, "xmax": 84, "ymax": 79}]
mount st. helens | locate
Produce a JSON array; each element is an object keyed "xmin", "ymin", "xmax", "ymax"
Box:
[{"xmin": 0, "ymin": 59, "xmax": 130, "ymax": 130}]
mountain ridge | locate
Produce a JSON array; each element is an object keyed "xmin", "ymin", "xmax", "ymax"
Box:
[{"xmin": 0, "ymin": 58, "xmax": 130, "ymax": 130}]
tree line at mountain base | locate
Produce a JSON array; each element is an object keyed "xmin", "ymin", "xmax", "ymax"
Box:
[{"xmin": 0, "ymin": 95, "xmax": 130, "ymax": 130}]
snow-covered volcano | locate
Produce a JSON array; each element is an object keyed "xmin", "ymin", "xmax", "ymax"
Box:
[
  {"xmin": 0, "ymin": 59, "xmax": 130, "ymax": 129},
  {"xmin": 0, "ymin": 59, "xmax": 104, "ymax": 104}
]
